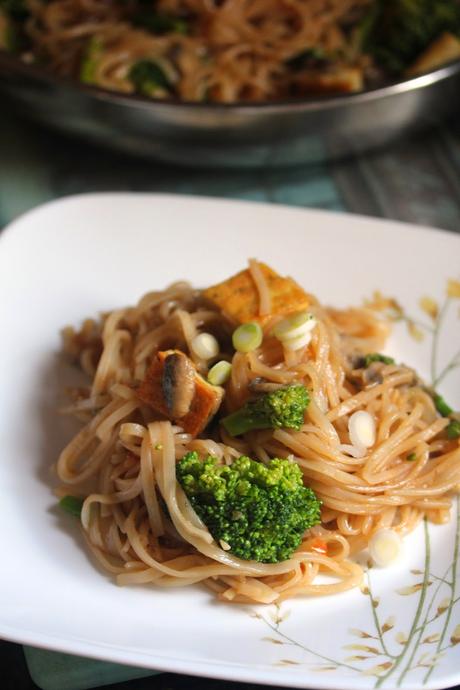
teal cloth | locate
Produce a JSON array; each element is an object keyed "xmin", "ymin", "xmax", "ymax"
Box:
[
  {"xmin": 2, "ymin": 105, "xmax": 460, "ymax": 690},
  {"xmin": 0, "ymin": 112, "xmax": 344, "ymax": 230},
  {"xmin": 23, "ymin": 648, "xmax": 155, "ymax": 690}
]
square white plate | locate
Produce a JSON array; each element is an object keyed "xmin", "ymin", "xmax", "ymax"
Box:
[{"xmin": 0, "ymin": 193, "xmax": 459, "ymax": 690}]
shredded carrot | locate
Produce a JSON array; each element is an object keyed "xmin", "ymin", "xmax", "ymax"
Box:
[{"xmin": 309, "ymin": 537, "xmax": 328, "ymax": 555}]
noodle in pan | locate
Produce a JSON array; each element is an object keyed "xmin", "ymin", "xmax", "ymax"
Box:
[{"xmin": 2, "ymin": 0, "xmax": 460, "ymax": 102}]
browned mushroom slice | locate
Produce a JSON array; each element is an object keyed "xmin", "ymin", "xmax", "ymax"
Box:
[
  {"xmin": 137, "ymin": 349, "xmax": 224, "ymax": 436},
  {"xmin": 248, "ymin": 377, "xmax": 287, "ymax": 394},
  {"xmin": 162, "ymin": 351, "xmax": 196, "ymax": 419},
  {"xmin": 348, "ymin": 362, "xmax": 384, "ymax": 389}
]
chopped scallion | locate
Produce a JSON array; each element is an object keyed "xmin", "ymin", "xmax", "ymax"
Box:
[
  {"xmin": 232, "ymin": 322, "xmax": 263, "ymax": 353},
  {"xmin": 208, "ymin": 360, "xmax": 232, "ymax": 386},
  {"xmin": 272, "ymin": 310, "xmax": 315, "ymax": 340},
  {"xmin": 191, "ymin": 332, "xmax": 219, "ymax": 360}
]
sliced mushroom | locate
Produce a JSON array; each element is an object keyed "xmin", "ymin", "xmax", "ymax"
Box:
[
  {"xmin": 348, "ymin": 362, "xmax": 384, "ymax": 389},
  {"xmin": 162, "ymin": 351, "xmax": 196, "ymax": 419},
  {"xmin": 248, "ymin": 377, "xmax": 287, "ymax": 394},
  {"xmin": 348, "ymin": 353, "xmax": 366, "ymax": 370},
  {"xmin": 363, "ymin": 362, "xmax": 385, "ymax": 386}
]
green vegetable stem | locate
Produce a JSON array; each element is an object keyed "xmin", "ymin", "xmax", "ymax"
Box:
[
  {"xmin": 222, "ymin": 384, "xmax": 310, "ymax": 436},
  {"xmin": 59, "ymin": 495, "xmax": 84, "ymax": 518}
]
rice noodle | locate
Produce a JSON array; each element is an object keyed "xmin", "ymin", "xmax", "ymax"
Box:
[
  {"xmin": 56, "ymin": 269, "xmax": 460, "ymax": 604},
  {"xmin": 15, "ymin": 0, "xmax": 374, "ymax": 102}
]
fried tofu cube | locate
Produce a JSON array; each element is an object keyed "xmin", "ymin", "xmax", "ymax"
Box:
[
  {"xmin": 203, "ymin": 263, "xmax": 309, "ymax": 324},
  {"xmin": 407, "ymin": 32, "xmax": 460, "ymax": 77},
  {"xmin": 137, "ymin": 350, "xmax": 223, "ymax": 437},
  {"xmin": 295, "ymin": 67, "xmax": 364, "ymax": 94}
]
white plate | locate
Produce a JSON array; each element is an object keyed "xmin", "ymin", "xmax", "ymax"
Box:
[{"xmin": 0, "ymin": 193, "xmax": 459, "ymax": 690}]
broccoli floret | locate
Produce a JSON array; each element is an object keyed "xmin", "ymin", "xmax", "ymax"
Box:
[
  {"xmin": 128, "ymin": 59, "xmax": 173, "ymax": 97},
  {"xmin": 361, "ymin": 0, "xmax": 460, "ymax": 74},
  {"xmin": 79, "ymin": 43, "xmax": 174, "ymax": 97},
  {"xmin": 361, "ymin": 353, "xmax": 396, "ymax": 368},
  {"xmin": 222, "ymin": 384, "xmax": 309, "ymax": 437},
  {"xmin": 177, "ymin": 452, "xmax": 321, "ymax": 563}
]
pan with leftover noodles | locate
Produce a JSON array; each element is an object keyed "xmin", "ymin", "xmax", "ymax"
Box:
[{"xmin": 1, "ymin": 1, "xmax": 460, "ymax": 102}]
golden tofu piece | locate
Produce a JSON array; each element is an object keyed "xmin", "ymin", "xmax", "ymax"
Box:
[
  {"xmin": 407, "ymin": 33, "xmax": 460, "ymax": 77},
  {"xmin": 295, "ymin": 67, "xmax": 364, "ymax": 95},
  {"xmin": 137, "ymin": 350, "xmax": 223, "ymax": 437},
  {"xmin": 203, "ymin": 263, "xmax": 309, "ymax": 324}
]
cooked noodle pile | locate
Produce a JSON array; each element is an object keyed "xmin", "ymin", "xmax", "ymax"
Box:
[
  {"xmin": 56, "ymin": 263, "xmax": 460, "ymax": 604},
  {"xmin": 10, "ymin": 0, "xmax": 373, "ymax": 101},
  {"xmin": 4, "ymin": 0, "xmax": 460, "ymax": 102}
]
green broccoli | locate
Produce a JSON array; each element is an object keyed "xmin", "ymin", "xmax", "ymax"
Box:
[
  {"xmin": 128, "ymin": 59, "xmax": 172, "ymax": 97},
  {"xmin": 80, "ymin": 37, "xmax": 104, "ymax": 84},
  {"xmin": 177, "ymin": 452, "xmax": 321, "ymax": 563},
  {"xmin": 361, "ymin": 353, "xmax": 396, "ymax": 368},
  {"xmin": 361, "ymin": 0, "xmax": 460, "ymax": 74},
  {"xmin": 221, "ymin": 384, "xmax": 309, "ymax": 437}
]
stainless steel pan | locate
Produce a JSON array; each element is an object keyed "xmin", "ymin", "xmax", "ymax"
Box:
[{"xmin": 1, "ymin": 51, "xmax": 459, "ymax": 167}]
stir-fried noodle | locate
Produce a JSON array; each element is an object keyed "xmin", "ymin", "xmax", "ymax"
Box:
[{"xmin": 56, "ymin": 262, "xmax": 460, "ymax": 604}]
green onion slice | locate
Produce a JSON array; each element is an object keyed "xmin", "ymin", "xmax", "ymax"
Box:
[
  {"xmin": 208, "ymin": 360, "xmax": 232, "ymax": 386},
  {"xmin": 232, "ymin": 322, "xmax": 263, "ymax": 353},
  {"xmin": 272, "ymin": 310, "xmax": 315, "ymax": 341}
]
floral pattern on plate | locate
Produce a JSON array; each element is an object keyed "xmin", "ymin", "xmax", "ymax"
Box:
[{"xmin": 255, "ymin": 277, "xmax": 460, "ymax": 688}]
